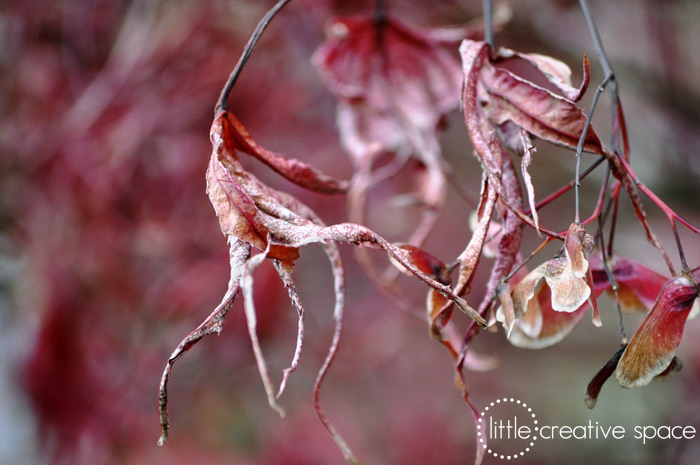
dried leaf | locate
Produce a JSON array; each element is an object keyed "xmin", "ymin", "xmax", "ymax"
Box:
[
  {"xmin": 274, "ymin": 260, "xmax": 305, "ymax": 399},
  {"xmin": 498, "ymin": 50, "xmax": 591, "ymax": 102},
  {"xmin": 476, "ymin": 150, "xmax": 525, "ymax": 318},
  {"xmin": 586, "ymin": 264, "xmax": 602, "ymax": 327},
  {"xmin": 585, "ymin": 346, "xmax": 625, "ymax": 409},
  {"xmin": 544, "ymin": 257, "xmax": 591, "ymax": 312},
  {"xmin": 508, "ymin": 284, "xmax": 591, "ymax": 349},
  {"xmin": 511, "ymin": 263, "xmax": 546, "ymax": 319},
  {"xmin": 495, "ymin": 284, "xmax": 515, "ymax": 337},
  {"xmin": 519, "ymin": 129, "xmax": 539, "ymax": 233},
  {"xmin": 653, "ymin": 356, "xmax": 683, "ymax": 383},
  {"xmin": 314, "ymin": 16, "xmax": 462, "ymax": 138},
  {"xmin": 217, "ymin": 111, "xmax": 349, "ymax": 194},
  {"xmin": 161, "ymin": 109, "xmax": 488, "ymax": 464},
  {"xmin": 599, "ymin": 256, "xmax": 668, "ymax": 313},
  {"xmin": 314, "ymin": 14, "xmax": 463, "ymax": 291},
  {"xmin": 616, "ymin": 272, "xmax": 699, "ymax": 389},
  {"xmin": 312, "ymin": 240, "xmax": 357, "ymax": 464},
  {"xmin": 564, "ymin": 223, "xmax": 594, "ymax": 278},
  {"xmin": 241, "ymin": 246, "xmax": 286, "ymax": 416},
  {"xmin": 466, "ymin": 39, "xmax": 603, "ymax": 155},
  {"xmin": 461, "ymin": 40, "xmax": 504, "ymax": 187},
  {"xmin": 431, "ymin": 179, "xmax": 496, "ymax": 336}
]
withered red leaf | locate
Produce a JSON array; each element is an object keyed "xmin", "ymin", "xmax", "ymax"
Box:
[
  {"xmin": 313, "ymin": 14, "xmax": 466, "ymax": 289},
  {"xmin": 478, "ymin": 58, "xmax": 603, "ymax": 155},
  {"xmin": 217, "ymin": 111, "xmax": 349, "ymax": 194},
  {"xmin": 313, "ymin": 16, "xmax": 462, "ymax": 143},
  {"xmin": 592, "ymin": 256, "xmax": 669, "ymax": 313},
  {"xmin": 585, "ymin": 346, "xmax": 625, "ymax": 409},
  {"xmin": 616, "ymin": 272, "xmax": 699, "ymax": 389},
  {"xmin": 498, "ymin": 49, "xmax": 591, "ymax": 102}
]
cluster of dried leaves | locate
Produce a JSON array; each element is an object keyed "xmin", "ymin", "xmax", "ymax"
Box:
[{"xmin": 152, "ymin": 1, "xmax": 700, "ymax": 464}]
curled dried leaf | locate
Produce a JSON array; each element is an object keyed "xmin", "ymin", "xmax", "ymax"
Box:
[
  {"xmin": 519, "ymin": 130, "xmax": 539, "ymax": 234},
  {"xmin": 564, "ymin": 223, "xmax": 594, "ymax": 278},
  {"xmin": 162, "ymin": 108, "xmax": 488, "ymax": 460},
  {"xmin": 585, "ymin": 346, "xmax": 625, "ymax": 409},
  {"xmin": 478, "ymin": 56, "xmax": 603, "ymax": 155},
  {"xmin": 158, "ymin": 238, "xmax": 251, "ymax": 445},
  {"xmin": 616, "ymin": 272, "xmax": 699, "ymax": 389},
  {"xmin": 498, "ymin": 49, "xmax": 591, "ymax": 102},
  {"xmin": 216, "ymin": 111, "xmax": 350, "ymax": 194},
  {"xmin": 508, "ymin": 284, "xmax": 590, "ymax": 349}
]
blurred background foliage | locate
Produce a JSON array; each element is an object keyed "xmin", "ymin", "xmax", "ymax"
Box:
[{"xmin": 2, "ymin": 0, "xmax": 700, "ymax": 464}]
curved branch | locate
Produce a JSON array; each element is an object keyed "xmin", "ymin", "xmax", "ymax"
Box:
[{"xmin": 216, "ymin": 0, "xmax": 293, "ymax": 114}]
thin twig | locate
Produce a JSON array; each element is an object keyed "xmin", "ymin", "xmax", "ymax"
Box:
[
  {"xmin": 504, "ymin": 236, "xmax": 553, "ymax": 283},
  {"xmin": 581, "ymin": 163, "xmax": 611, "ymax": 228},
  {"xmin": 597, "ymin": 214, "xmax": 627, "ymax": 344},
  {"xmin": 215, "ymin": 0, "xmax": 293, "ymax": 115},
  {"xmin": 606, "ymin": 183, "xmax": 621, "ymax": 257},
  {"xmin": 574, "ymin": 74, "xmax": 613, "ymax": 223},
  {"xmin": 579, "ymin": 0, "xmax": 614, "ymax": 79},
  {"xmin": 374, "ymin": 0, "xmax": 388, "ymax": 24},
  {"xmin": 578, "ymin": 0, "xmax": 683, "ymax": 274},
  {"xmin": 483, "ymin": 0, "xmax": 494, "ymax": 50},
  {"xmin": 528, "ymin": 155, "xmax": 605, "ymax": 214}
]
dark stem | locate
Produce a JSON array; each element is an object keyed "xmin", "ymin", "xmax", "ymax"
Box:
[
  {"xmin": 374, "ymin": 0, "xmax": 388, "ymax": 24},
  {"xmin": 574, "ymin": 151, "xmax": 581, "ymax": 223},
  {"xmin": 528, "ymin": 155, "xmax": 605, "ymax": 214},
  {"xmin": 581, "ymin": 163, "xmax": 612, "ymax": 229},
  {"xmin": 606, "ymin": 184, "xmax": 621, "ymax": 257},
  {"xmin": 574, "ymin": 74, "xmax": 612, "ymax": 223},
  {"xmin": 672, "ymin": 222, "xmax": 689, "ymax": 271},
  {"xmin": 483, "ymin": 0, "xmax": 494, "ymax": 50},
  {"xmin": 597, "ymin": 214, "xmax": 627, "ymax": 344},
  {"xmin": 579, "ymin": 0, "xmax": 615, "ymax": 79},
  {"xmin": 215, "ymin": 0, "xmax": 293, "ymax": 115}
]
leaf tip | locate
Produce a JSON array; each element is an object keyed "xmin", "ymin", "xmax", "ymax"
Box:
[{"xmin": 584, "ymin": 393, "xmax": 597, "ymax": 410}]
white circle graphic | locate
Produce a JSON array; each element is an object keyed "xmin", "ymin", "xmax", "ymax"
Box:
[{"xmin": 476, "ymin": 397, "xmax": 537, "ymax": 460}]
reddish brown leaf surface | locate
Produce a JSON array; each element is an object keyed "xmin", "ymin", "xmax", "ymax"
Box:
[
  {"xmin": 478, "ymin": 56, "xmax": 602, "ymax": 154},
  {"xmin": 616, "ymin": 271, "xmax": 699, "ymax": 388},
  {"xmin": 590, "ymin": 256, "xmax": 670, "ymax": 313},
  {"xmin": 498, "ymin": 50, "xmax": 591, "ymax": 102},
  {"xmin": 218, "ymin": 110, "xmax": 350, "ymax": 195}
]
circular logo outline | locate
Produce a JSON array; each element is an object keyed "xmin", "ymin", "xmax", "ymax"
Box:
[{"xmin": 476, "ymin": 397, "xmax": 538, "ymax": 460}]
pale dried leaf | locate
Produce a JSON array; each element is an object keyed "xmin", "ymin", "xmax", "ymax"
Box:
[
  {"xmin": 511, "ymin": 263, "xmax": 546, "ymax": 318},
  {"xmin": 519, "ymin": 130, "xmax": 539, "ymax": 234},
  {"xmin": 544, "ymin": 258, "xmax": 591, "ymax": 313}
]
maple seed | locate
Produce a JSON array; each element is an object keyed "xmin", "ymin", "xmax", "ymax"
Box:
[{"xmin": 616, "ymin": 271, "xmax": 699, "ymax": 389}]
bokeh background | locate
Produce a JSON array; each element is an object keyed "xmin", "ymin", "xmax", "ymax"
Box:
[{"xmin": 2, "ymin": 1, "xmax": 700, "ymax": 464}]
